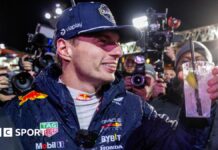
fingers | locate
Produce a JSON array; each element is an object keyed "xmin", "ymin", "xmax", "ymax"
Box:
[
  {"xmin": 23, "ymin": 61, "xmax": 33, "ymax": 71},
  {"xmin": 207, "ymin": 67, "xmax": 218, "ymax": 100},
  {"xmin": 212, "ymin": 67, "xmax": 218, "ymax": 76},
  {"xmin": 0, "ymin": 75, "xmax": 10, "ymax": 89},
  {"xmin": 0, "ymin": 69, "xmax": 8, "ymax": 75},
  {"xmin": 21, "ymin": 55, "xmax": 33, "ymax": 71},
  {"xmin": 124, "ymin": 76, "xmax": 132, "ymax": 88},
  {"xmin": 21, "ymin": 54, "xmax": 30, "ymax": 62},
  {"xmin": 0, "ymin": 94, "xmax": 15, "ymax": 102},
  {"xmin": 0, "ymin": 76, "xmax": 9, "ymax": 84},
  {"xmin": 131, "ymin": 87, "xmax": 146, "ymax": 96}
]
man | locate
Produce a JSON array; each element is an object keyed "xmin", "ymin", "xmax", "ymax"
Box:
[
  {"xmin": 0, "ymin": 54, "xmax": 34, "ymax": 103},
  {"xmin": 3, "ymin": 2, "xmax": 218, "ymax": 150},
  {"xmin": 0, "ymin": 57, "xmax": 23, "ymax": 149},
  {"xmin": 151, "ymin": 40, "xmax": 218, "ymax": 149},
  {"xmin": 124, "ymin": 64, "xmax": 166, "ymax": 102}
]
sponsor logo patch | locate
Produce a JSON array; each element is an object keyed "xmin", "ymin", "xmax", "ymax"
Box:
[
  {"xmin": 101, "ymin": 118, "xmax": 122, "ymax": 130},
  {"xmin": 18, "ymin": 90, "xmax": 48, "ymax": 106},
  {"xmin": 40, "ymin": 122, "xmax": 58, "ymax": 137},
  {"xmin": 35, "ymin": 141, "xmax": 64, "ymax": 149},
  {"xmin": 60, "ymin": 23, "xmax": 82, "ymax": 36},
  {"xmin": 98, "ymin": 4, "xmax": 116, "ymax": 24},
  {"xmin": 112, "ymin": 97, "xmax": 124, "ymax": 106},
  {"xmin": 75, "ymin": 93, "xmax": 91, "ymax": 101},
  {"xmin": 101, "ymin": 134, "xmax": 121, "ymax": 143},
  {"xmin": 100, "ymin": 145, "xmax": 123, "ymax": 150},
  {"xmin": 102, "ymin": 122, "xmax": 122, "ymax": 129}
]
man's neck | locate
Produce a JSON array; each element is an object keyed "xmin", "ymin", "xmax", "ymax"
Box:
[{"xmin": 60, "ymin": 74, "xmax": 102, "ymax": 94}]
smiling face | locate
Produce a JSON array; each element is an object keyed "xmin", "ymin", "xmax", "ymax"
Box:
[{"xmin": 57, "ymin": 31, "xmax": 123, "ymax": 90}]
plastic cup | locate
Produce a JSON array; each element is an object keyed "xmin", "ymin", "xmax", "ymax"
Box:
[{"xmin": 183, "ymin": 61, "xmax": 214, "ymax": 118}]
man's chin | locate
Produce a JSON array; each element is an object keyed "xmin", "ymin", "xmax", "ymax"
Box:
[{"xmin": 101, "ymin": 74, "xmax": 115, "ymax": 83}]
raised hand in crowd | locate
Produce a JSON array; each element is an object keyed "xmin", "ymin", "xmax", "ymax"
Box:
[{"xmin": 0, "ymin": 69, "xmax": 15, "ymax": 102}]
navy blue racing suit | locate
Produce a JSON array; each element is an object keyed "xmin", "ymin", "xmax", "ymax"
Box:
[{"xmin": 3, "ymin": 64, "xmax": 193, "ymax": 150}]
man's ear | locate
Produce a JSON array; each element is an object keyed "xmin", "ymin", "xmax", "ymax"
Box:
[{"xmin": 56, "ymin": 38, "xmax": 72, "ymax": 61}]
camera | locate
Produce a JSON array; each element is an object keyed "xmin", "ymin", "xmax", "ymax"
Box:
[
  {"xmin": 0, "ymin": 56, "xmax": 34, "ymax": 95},
  {"xmin": 142, "ymin": 8, "xmax": 173, "ymax": 51},
  {"xmin": 25, "ymin": 33, "xmax": 56, "ymax": 74},
  {"xmin": 24, "ymin": 52, "xmax": 56, "ymax": 74},
  {"xmin": 154, "ymin": 60, "xmax": 164, "ymax": 79},
  {"xmin": 122, "ymin": 54, "xmax": 146, "ymax": 88},
  {"xmin": 1, "ymin": 71, "xmax": 34, "ymax": 95}
]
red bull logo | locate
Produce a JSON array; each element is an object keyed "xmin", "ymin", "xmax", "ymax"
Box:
[
  {"xmin": 75, "ymin": 94, "xmax": 91, "ymax": 101},
  {"xmin": 18, "ymin": 90, "xmax": 48, "ymax": 106},
  {"xmin": 101, "ymin": 122, "xmax": 122, "ymax": 129}
]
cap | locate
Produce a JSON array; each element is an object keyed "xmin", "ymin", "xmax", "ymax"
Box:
[
  {"xmin": 54, "ymin": 2, "xmax": 141, "ymax": 43},
  {"xmin": 175, "ymin": 41, "xmax": 213, "ymax": 69},
  {"xmin": 145, "ymin": 64, "xmax": 156, "ymax": 79}
]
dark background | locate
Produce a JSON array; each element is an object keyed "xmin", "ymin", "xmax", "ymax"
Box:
[{"xmin": 1, "ymin": 0, "xmax": 218, "ymax": 53}]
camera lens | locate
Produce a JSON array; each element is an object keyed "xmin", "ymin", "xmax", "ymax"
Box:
[
  {"xmin": 11, "ymin": 72, "xmax": 34, "ymax": 93},
  {"xmin": 40, "ymin": 54, "xmax": 55, "ymax": 67},
  {"xmin": 131, "ymin": 74, "xmax": 145, "ymax": 87}
]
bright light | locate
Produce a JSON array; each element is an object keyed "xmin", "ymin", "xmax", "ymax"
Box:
[
  {"xmin": 146, "ymin": 58, "xmax": 151, "ymax": 64},
  {"xmin": 55, "ymin": 8, "xmax": 63, "ymax": 15},
  {"xmin": 56, "ymin": 3, "xmax": 61, "ymax": 7},
  {"xmin": 44, "ymin": 12, "xmax": 51, "ymax": 19},
  {"xmin": 132, "ymin": 16, "xmax": 148, "ymax": 29},
  {"xmin": 0, "ymin": 43, "xmax": 6, "ymax": 49}
]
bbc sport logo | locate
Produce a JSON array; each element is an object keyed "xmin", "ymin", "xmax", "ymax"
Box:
[
  {"xmin": 0, "ymin": 128, "xmax": 13, "ymax": 137},
  {"xmin": 0, "ymin": 127, "xmax": 45, "ymax": 137}
]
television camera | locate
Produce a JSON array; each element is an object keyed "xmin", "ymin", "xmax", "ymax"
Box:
[
  {"xmin": 120, "ymin": 8, "xmax": 181, "ymax": 88},
  {"xmin": 25, "ymin": 33, "xmax": 56, "ymax": 74}
]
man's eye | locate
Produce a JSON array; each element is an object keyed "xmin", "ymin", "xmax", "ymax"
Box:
[
  {"xmin": 181, "ymin": 60, "xmax": 190, "ymax": 64},
  {"xmin": 196, "ymin": 58, "xmax": 205, "ymax": 61},
  {"xmin": 98, "ymin": 39, "xmax": 107, "ymax": 43}
]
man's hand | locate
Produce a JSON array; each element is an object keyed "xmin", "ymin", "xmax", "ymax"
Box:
[
  {"xmin": 124, "ymin": 76, "xmax": 133, "ymax": 90},
  {"xmin": 0, "ymin": 69, "xmax": 15, "ymax": 102},
  {"xmin": 21, "ymin": 55, "xmax": 33, "ymax": 71},
  {"xmin": 0, "ymin": 94, "xmax": 15, "ymax": 102},
  {"xmin": 131, "ymin": 87, "xmax": 148, "ymax": 101},
  {"xmin": 207, "ymin": 67, "xmax": 218, "ymax": 101},
  {"xmin": 0, "ymin": 70, "xmax": 9, "ymax": 89}
]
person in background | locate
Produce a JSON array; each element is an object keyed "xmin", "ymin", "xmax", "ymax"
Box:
[
  {"xmin": 0, "ymin": 69, "xmax": 16, "ymax": 102},
  {"xmin": 164, "ymin": 66, "xmax": 176, "ymax": 83},
  {"xmin": 3, "ymin": 2, "xmax": 218, "ymax": 150},
  {"xmin": 151, "ymin": 75, "xmax": 167, "ymax": 99},
  {"xmin": 0, "ymin": 51, "xmax": 24, "ymax": 150},
  {"xmin": 124, "ymin": 63, "xmax": 157, "ymax": 101},
  {"xmin": 0, "ymin": 54, "xmax": 33, "ymax": 103},
  {"xmin": 151, "ymin": 40, "xmax": 218, "ymax": 149}
]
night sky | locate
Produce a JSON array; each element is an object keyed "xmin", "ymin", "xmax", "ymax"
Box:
[{"xmin": 1, "ymin": 0, "xmax": 218, "ymax": 51}]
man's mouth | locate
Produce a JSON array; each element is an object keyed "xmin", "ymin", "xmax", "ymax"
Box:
[{"xmin": 102, "ymin": 63, "xmax": 117, "ymax": 73}]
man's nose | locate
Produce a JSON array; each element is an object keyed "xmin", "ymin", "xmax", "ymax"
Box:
[{"xmin": 109, "ymin": 45, "xmax": 123, "ymax": 58}]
